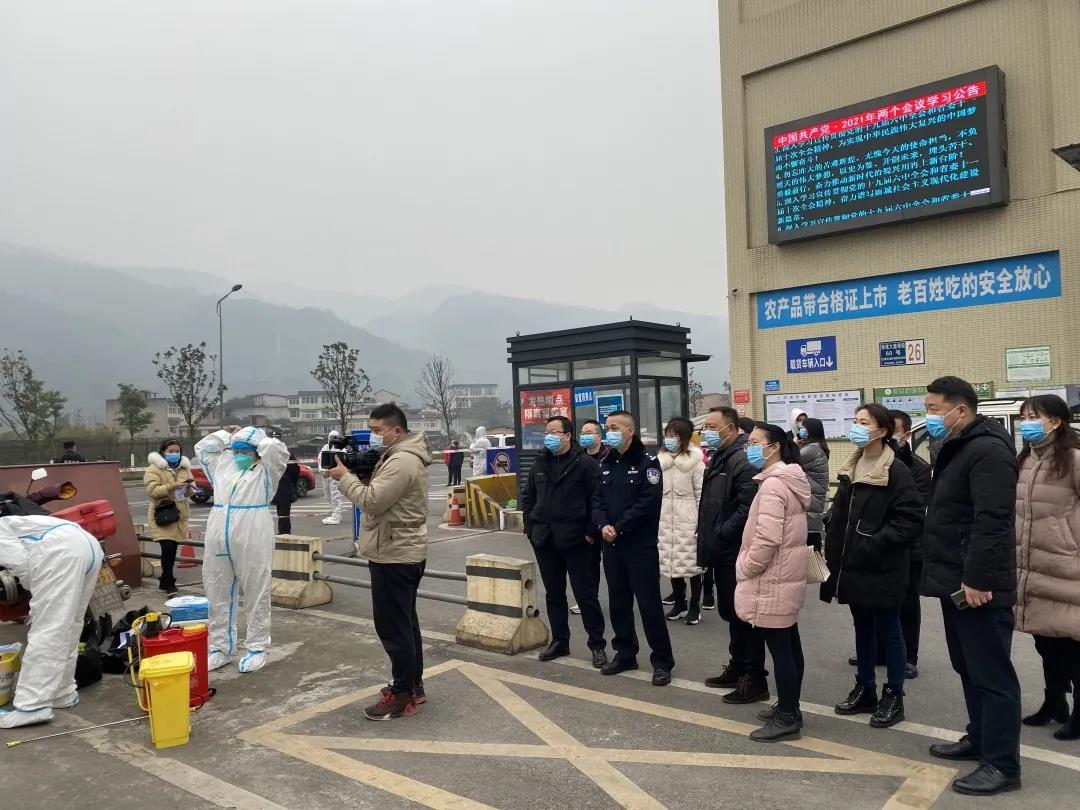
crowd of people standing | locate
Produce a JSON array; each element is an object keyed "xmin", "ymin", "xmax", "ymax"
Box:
[{"xmin": 521, "ymin": 376, "xmax": 1080, "ymax": 798}]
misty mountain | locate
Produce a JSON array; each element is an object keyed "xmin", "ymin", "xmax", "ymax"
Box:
[{"xmin": 0, "ymin": 244, "xmax": 431, "ymax": 419}]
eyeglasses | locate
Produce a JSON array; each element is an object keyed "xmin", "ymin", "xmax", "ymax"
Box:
[{"xmin": 544, "ymin": 431, "xmax": 566, "ymax": 436}]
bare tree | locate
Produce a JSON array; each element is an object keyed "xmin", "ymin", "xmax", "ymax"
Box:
[
  {"xmin": 416, "ymin": 355, "xmax": 459, "ymax": 441},
  {"xmin": 153, "ymin": 342, "xmax": 220, "ymax": 441},
  {"xmin": 688, "ymin": 367, "xmax": 705, "ymax": 417},
  {"xmin": 114, "ymin": 383, "xmax": 155, "ymax": 445},
  {"xmin": 0, "ymin": 348, "xmax": 66, "ymax": 455},
  {"xmin": 311, "ymin": 342, "xmax": 371, "ymax": 435}
]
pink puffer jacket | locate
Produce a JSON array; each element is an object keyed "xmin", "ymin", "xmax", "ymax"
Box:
[{"xmin": 735, "ymin": 462, "xmax": 812, "ymax": 628}]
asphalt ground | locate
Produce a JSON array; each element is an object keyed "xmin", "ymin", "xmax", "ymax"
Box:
[{"xmin": 1, "ymin": 465, "xmax": 1077, "ymax": 808}]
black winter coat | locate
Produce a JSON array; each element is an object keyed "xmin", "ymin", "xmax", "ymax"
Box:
[
  {"xmin": 895, "ymin": 444, "xmax": 932, "ymax": 560},
  {"xmin": 592, "ymin": 437, "xmax": 662, "ymax": 546},
  {"xmin": 921, "ymin": 416, "xmax": 1018, "ymax": 606},
  {"xmin": 521, "ymin": 446, "xmax": 600, "ymax": 550},
  {"xmin": 696, "ymin": 434, "xmax": 758, "ymax": 568},
  {"xmin": 272, "ymin": 456, "xmax": 301, "ymax": 506},
  {"xmin": 821, "ymin": 448, "xmax": 924, "ymax": 607}
]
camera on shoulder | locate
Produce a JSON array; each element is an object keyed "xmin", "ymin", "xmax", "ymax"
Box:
[{"xmin": 321, "ymin": 435, "xmax": 384, "ymax": 481}]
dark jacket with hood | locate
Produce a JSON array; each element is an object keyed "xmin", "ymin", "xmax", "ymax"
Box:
[
  {"xmin": 696, "ymin": 434, "xmax": 758, "ymax": 568},
  {"xmin": 272, "ymin": 454, "xmax": 301, "ymax": 506},
  {"xmin": 921, "ymin": 415, "xmax": 1019, "ymax": 606},
  {"xmin": 592, "ymin": 436, "xmax": 663, "ymax": 546},
  {"xmin": 521, "ymin": 445, "xmax": 600, "ymax": 550},
  {"xmin": 821, "ymin": 446, "xmax": 924, "ymax": 607}
]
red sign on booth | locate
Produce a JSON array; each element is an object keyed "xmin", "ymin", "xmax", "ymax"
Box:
[{"xmin": 519, "ymin": 387, "xmax": 572, "ymax": 449}]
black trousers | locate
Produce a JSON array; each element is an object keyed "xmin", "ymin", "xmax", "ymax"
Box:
[
  {"xmin": 448, "ymin": 462, "xmax": 463, "ymax": 486},
  {"xmin": 603, "ymin": 539, "xmax": 674, "ymax": 671},
  {"xmin": 940, "ymin": 600, "xmax": 1022, "ymax": 776},
  {"xmin": 670, "ymin": 575, "xmax": 703, "ymax": 609},
  {"xmin": 534, "ymin": 540, "xmax": 606, "ymax": 651},
  {"xmin": 275, "ymin": 502, "xmax": 292, "ymax": 535},
  {"xmin": 158, "ymin": 539, "xmax": 177, "ymax": 590},
  {"xmin": 714, "ymin": 564, "xmax": 766, "ymax": 677},
  {"xmin": 760, "ymin": 624, "xmax": 804, "ymax": 713},
  {"xmin": 899, "ymin": 559, "xmax": 922, "ymax": 664},
  {"xmin": 1032, "ymin": 634, "xmax": 1080, "ymax": 693},
  {"xmin": 370, "ymin": 561, "xmax": 426, "ymax": 694}
]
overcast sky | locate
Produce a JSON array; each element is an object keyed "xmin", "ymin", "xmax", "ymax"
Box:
[{"xmin": 0, "ymin": 1, "xmax": 725, "ymax": 312}]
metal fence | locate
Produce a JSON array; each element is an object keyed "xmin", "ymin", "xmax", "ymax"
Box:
[{"xmin": 0, "ymin": 438, "xmax": 164, "ymax": 466}]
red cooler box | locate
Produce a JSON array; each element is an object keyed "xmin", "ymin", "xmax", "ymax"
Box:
[{"xmin": 141, "ymin": 624, "xmax": 211, "ymax": 708}]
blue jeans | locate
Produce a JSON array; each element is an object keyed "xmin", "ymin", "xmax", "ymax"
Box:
[{"xmin": 851, "ymin": 605, "xmax": 906, "ymax": 691}]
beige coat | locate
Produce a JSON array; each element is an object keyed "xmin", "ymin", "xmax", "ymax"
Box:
[
  {"xmin": 339, "ymin": 431, "xmax": 433, "ymax": 564},
  {"xmin": 658, "ymin": 447, "xmax": 705, "ymax": 579},
  {"xmin": 1015, "ymin": 445, "xmax": 1080, "ymax": 640},
  {"xmin": 143, "ymin": 452, "xmax": 194, "ymax": 541}
]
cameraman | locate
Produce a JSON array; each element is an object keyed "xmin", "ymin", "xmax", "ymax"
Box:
[{"xmin": 330, "ymin": 403, "xmax": 433, "ymax": 721}]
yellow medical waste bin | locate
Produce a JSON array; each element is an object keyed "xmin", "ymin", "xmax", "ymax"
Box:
[
  {"xmin": 0, "ymin": 649, "xmax": 21, "ymax": 706},
  {"xmin": 139, "ymin": 651, "xmax": 194, "ymax": 749}
]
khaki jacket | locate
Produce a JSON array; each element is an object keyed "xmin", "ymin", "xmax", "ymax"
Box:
[
  {"xmin": 338, "ymin": 431, "xmax": 433, "ymax": 563},
  {"xmin": 1015, "ymin": 446, "xmax": 1080, "ymax": 640},
  {"xmin": 143, "ymin": 452, "xmax": 194, "ymax": 541}
]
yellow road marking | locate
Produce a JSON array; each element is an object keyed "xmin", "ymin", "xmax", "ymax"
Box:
[{"xmin": 240, "ymin": 658, "xmax": 955, "ymax": 809}]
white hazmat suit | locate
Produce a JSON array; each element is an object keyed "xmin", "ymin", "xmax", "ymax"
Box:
[
  {"xmin": 0, "ymin": 514, "xmax": 103, "ymax": 728},
  {"xmin": 195, "ymin": 427, "xmax": 288, "ymax": 673},
  {"xmin": 468, "ymin": 426, "xmax": 491, "ymax": 478},
  {"xmin": 319, "ymin": 430, "xmax": 347, "ymax": 523}
]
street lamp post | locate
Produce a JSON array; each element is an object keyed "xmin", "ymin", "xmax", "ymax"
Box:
[{"xmin": 216, "ymin": 284, "xmax": 243, "ymax": 426}]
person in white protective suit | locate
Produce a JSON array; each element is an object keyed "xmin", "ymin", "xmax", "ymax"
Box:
[
  {"xmin": 195, "ymin": 426, "xmax": 288, "ymax": 674},
  {"xmin": 320, "ymin": 429, "xmax": 347, "ymax": 525},
  {"xmin": 468, "ymin": 426, "xmax": 491, "ymax": 478},
  {"xmin": 0, "ymin": 514, "xmax": 103, "ymax": 729}
]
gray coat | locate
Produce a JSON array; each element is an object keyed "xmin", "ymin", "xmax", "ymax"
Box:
[{"xmin": 800, "ymin": 443, "xmax": 830, "ymax": 535}]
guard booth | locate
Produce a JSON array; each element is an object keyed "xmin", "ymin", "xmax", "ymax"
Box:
[{"xmin": 508, "ymin": 320, "xmax": 710, "ymax": 490}]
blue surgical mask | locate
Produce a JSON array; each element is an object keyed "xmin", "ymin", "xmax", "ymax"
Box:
[
  {"xmin": 368, "ymin": 433, "xmax": 385, "ymax": 451},
  {"xmin": 234, "ymin": 453, "xmax": 255, "ymax": 471},
  {"xmin": 745, "ymin": 444, "xmax": 767, "ymax": 469},
  {"xmin": 1020, "ymin": 420, "xmax": 1048, "ymax": 444},
  {"xmin": 925, "ymin": 405, "xmax": 960, "ymax": 440},
  {"xmin": 164, "ymin": 452, "xmax": 181, "ymax": 466},
  {"xmin": 663, "ymin": 437, "xmax": 679, "ymax": 453},
  {"xmin": 604, "ymin": 430, "xmax": 625, "ymax": 450},
  {"xmin": 703, "ymin": 429, "xmax": 722, "ymax": 448},
  {"xmin": 848, "ymin": 425, "xmax": 873, "ymax": 447},
  {"xmin": 579, "ymin": 433, "xmax": 598, "ymax": 449},
  {"xmin": 543, "ymin": 434, "xmax": 563, "ymax": 452},
  {"xmin": 797, "ymin": 426, "xmax": 808, "ymax": 440}
]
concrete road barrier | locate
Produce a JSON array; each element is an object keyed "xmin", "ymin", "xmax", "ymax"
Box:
[
  {"xmin": 455, "ymin": 553, "xmax": 548, "ymax": 655},
  {"xmin": 271, "ymin": 535, "xmax": 334, "ymax": 609}
]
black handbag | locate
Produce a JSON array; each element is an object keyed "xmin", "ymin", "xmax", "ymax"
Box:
[{"xmin": 154, "ymin": 499, "xmax": 181, "ymax": 526}]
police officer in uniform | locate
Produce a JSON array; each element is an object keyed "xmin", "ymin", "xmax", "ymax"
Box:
[{"xmin": 592, "ymin": 409, "xmax": 674, "ymax": 685}]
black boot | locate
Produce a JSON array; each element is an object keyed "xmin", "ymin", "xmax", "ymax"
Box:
[
  {"xmin": 835, "ymin": 682, "xmax": 878, "ymax": 715},
  {"xmin": 1023, "ymin": 689, "xmax": 1070, "ymax": 726},
  {"xmin": 749, "ymin": 710, "xmax": 802, "ymax": 742},
  {"xmin": 1054, "ymin": 688, "xmax": 1080, "ymax": 741},
  {"xmin": 870, "ymin": 685, "xmax": 905, "ymax": 728}
]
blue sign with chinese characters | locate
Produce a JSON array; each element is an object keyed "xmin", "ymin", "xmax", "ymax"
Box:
[
  {"xmin": 573, "ymin": 387, "xmax": 595, "ymax": 407},
  {"xmin": 756, "ymin": 251, "xmax": 1060, "ymax": 330},
  {"xmin": 879, "ymin": 341, "xmax": 907, "ymax": 367},
  {"xmin": 786, "ymin": 336, "xmax": 838, "ymax": 374},
  {"xmin": 765, "ymin": 380, "xmax": 781, "ymax": 392}
]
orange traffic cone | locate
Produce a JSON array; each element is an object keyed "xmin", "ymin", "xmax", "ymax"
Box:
[
  {"xmin": 178, "ymin": 532, "xmax": 198, "ymax": 568},
  {"xmin": 449, "ymin": 496, "xmax": 464, "ymax": 526}
]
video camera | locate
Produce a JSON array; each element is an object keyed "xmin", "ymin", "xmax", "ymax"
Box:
[{"xmin": 321, "ymin": 434, "xmax": 383, "ymax": 481}]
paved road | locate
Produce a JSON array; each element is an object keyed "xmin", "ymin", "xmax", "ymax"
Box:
[{"xmin": 2, "ymin": 465, "xmax": 1077, "ymax": 808}]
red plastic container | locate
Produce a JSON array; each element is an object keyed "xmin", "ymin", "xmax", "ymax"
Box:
[
  {"xmin": 141, "ymin": 624, "xmax": 211, "ymax": 708},
  {"xmin": 52, "ymin": 499, "xmax": 117, "ymax": 541}
]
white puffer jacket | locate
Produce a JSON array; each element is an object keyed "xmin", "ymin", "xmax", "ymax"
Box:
[{"xmin": 658, "ymin": 447, "xmax": 705, "ymax": 579}]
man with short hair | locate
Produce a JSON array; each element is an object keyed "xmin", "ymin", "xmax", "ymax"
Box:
[
  {"xmin": 592, "ymin": 410, "xmax": 674, "ymax": 685},
  {"xmin": 333, "ymin": 403, "xmax": 432, "ymax": 720},
  {"xmin": 521, "ymin": 416, "xmax": 607, "ymax": 668},
  {"xmin": 570, "ymin": 418, "xmax": 606, "ymax": 616},
  {"xmin": 921, "ymin": 377, "xmax": 1021, "ymax": 795},
  {"xmin": 737, "ymin": 417, "xmax": 756, "ymax": 436},
  {"xmin": 696, "ymin": 407, "xmax": 764, "ymax": 703},
  {"xmin": 56, "ymin": 441, "xmax": 85, "ymax": 464},
  {"xmin": 890, "ymin": 408, "xmax": 932, "ymax": 679}
]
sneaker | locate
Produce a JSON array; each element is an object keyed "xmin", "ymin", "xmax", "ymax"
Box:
[
  {"xmin": 0, "ymin": 707, "xmax": 54, "ymax": 729},
  {"xmin": 749, "ymin": 710, "xmax": 802, "ymax": 742},
  {"xmin": 705, "ymin": 663, "xmax": 743, "ymax": 689},
  {"xmin": 364, "ymin": 689, "xmax": 417, "ymax": 720},
  {"xmin": 835, "ymin": 682, "xmax": 878, "ymax": 715},
  {"xmin": 665, "ymin": 603, "xmax": 688, "ymax": 621},
  {"xmin": 684, "ymin": 606, "xmax": 701, "ymax": 625},
  {"xmin": 661, "ymin": 592, "xmax": 677, "ymax": 606},
  {"xmin": 322, "ymin": 515, "xmax": 342, "ymax": 525},
  {"xmin": 207, "ymin": 650, "xmax": 232, "ymax": 671},
  {"xmin": 870, "ymin": 685, "xmax": 905, "ymax": 728},
  {"xmin": 722, "ymin": 674, "xmax": 770, "ymax": 705},
  {"xmin": 701, "ymin": 592, "xmax": 716, "ymax": 610},
  {"xmin": 382, "ymin": 683, "xmax": 426, "ymax": 705},
  {"xmin": 569, "ymin": 604, "xmax": 582, "ymax": 615}
]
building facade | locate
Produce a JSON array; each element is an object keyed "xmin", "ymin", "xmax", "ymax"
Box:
[
  {"xmin": 718, "ymin": 0, "xmax": 1079, "ymax": 438},
  {"xmin": 104, "ymin": 391, "xmax": 183, "ymax": 438}
]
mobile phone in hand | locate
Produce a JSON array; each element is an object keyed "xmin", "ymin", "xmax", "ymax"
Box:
[{"xmin": 950, "ymin": 588, "xmax": 970, "ymax": 610}]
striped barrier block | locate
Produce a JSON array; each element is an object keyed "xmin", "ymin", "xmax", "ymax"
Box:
[
  {"xmin": 455, "ymin": 553, "xmax": 548, "ymax": 655},
  {"xmin": 271, "ymin": 535, "xmax": 333, "ymax": 609}
]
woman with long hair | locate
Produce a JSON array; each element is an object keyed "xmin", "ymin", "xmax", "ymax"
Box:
[
  {"xmin": 1015, "ymin": 394, "xmax": 1080, "ymax": 740},
  {"xmin": 658, "ymin": 417, "xmax": 706, "ymax": 625},
  {"xmin": 735, "ymin": 422, "xmax": 811, "ymax": 742},
  {"xmin": 822, "ymin": 403, "xmax": 924, "ymax": 729},
  {"xmin": 143, "ymin": 438, "xmax": 196, "ymax": 597},
  {"xmin": 797, "ymin": 417, "xmax": 830, "ymax": 549}
]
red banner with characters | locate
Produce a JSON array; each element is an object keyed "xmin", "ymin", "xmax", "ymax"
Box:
[{"xmin": 519, "ymin": 387, "xmax": 572, "ymax": 449}]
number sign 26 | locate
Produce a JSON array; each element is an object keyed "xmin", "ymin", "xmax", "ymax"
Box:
[{"xmin": 905, "ymin": 339, "xmax": 925, "ymax": 366}]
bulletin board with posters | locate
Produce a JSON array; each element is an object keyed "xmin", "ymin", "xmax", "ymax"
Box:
[
  {"xmin": 519, "ymin": 387, "xmax": 572, "ymax": 450},
  {"xmin": 764, "ymin": 390, "xmax": 862, "ymax": 439}
]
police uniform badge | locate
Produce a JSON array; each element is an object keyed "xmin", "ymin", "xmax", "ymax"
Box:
[{"xmin": 647, "ymin": 468, "xmax": 660, "ymax": 485}]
